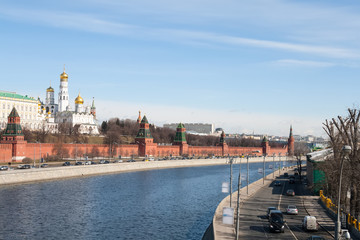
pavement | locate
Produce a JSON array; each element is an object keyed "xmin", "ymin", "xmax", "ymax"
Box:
[{"xmin": 213, "ymin": 166, "xmax": 337, "ymax": 240}]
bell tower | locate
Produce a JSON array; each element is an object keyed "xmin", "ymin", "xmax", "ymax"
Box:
[{"xmin": 58, "ymin": 65, "xmax": 69, "ymax": 112}]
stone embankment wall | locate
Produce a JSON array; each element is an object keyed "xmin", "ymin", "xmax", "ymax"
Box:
[{"xmin": 0, "ymin": 157, "xmax": 286, "ymax": 186}]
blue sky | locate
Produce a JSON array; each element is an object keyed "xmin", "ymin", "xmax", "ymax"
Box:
[{"xmin": 1, "ymin": 0, "xmax": 360, "ymax": 137}]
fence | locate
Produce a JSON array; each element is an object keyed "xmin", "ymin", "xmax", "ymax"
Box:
[{"xmin": 319, "ymin": 190, "xmax": 360, "ymax": 239}]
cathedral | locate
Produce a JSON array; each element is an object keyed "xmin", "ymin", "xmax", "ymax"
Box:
[{"xmin": 39, "ymin": 67, "xmax": 99, "ymax": 135}]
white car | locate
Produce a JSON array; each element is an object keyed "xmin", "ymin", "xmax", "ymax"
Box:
[{"xmin": 286, "ymin": 205, "xmax": 298, "ymax": 215}]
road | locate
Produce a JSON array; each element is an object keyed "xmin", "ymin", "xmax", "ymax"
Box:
[{"xmin": 237, "ymin": 167, "xmax": 334, "ymax": 240}]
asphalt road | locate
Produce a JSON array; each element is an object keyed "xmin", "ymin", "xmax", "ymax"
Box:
[{"xmin": 237, "ymin": 168, "xmax": 334, "ymax": 240}]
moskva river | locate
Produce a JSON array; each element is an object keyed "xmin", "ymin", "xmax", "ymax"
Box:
[{"xmin": 0, "ymin": 159, "xmax": 296, "ymax": 240}]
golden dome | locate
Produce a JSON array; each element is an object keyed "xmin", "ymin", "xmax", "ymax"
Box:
[
  {"xmin": 75, "ymin": 93, "xmax": 84, "ymax": 104},
  {"xmin": 46, "ymin": 86, "xmax": 54, "ymax": 92},
  {"xmin": 60, "ymin": 71, "xmax": 68, "ymax": 81}
]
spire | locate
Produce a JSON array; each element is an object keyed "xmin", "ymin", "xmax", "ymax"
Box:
[
  {"xmin": 91, "ymin": 97, "xmax": 96, "ymax": 108},
  {"xmin": 289, "ymin": 125, "xmax": 293, "ymax": 138},
  {"xmin": 137, "ymin": 110, "xmax": 142, "ymax": 124}
]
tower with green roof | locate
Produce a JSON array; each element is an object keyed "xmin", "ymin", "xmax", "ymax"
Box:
[
  {"xmin": 135, "ymin": 115, "xmax": 157, "ymax": 157},
  {"xmin": 173, "ymin": 123, "xmax": 188, "ymax": 156},
  {"xmin": 218, "ymin": 131, "xmax": 228, "ymax": 156},
  {"xmin": 261, "ymin": 135, "xmax": 270, "ymax": 156},
  {"xmin": 1, "ymin": 107, "xmax": 27, "ymax": 162}
]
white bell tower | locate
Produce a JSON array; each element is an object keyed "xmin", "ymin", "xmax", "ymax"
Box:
[{"xmin": 58, "ymin": 65, "xmax": 69, "ymax": 112}]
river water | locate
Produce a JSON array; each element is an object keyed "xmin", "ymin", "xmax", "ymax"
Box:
[{"xmin": 0, "ymin": 159, "xmax": 296, "ymax": 240}]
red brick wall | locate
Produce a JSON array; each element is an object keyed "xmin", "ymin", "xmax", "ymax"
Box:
[
  {"xmin": 157, "ymin": 145, "xmax": 180, "ymax": 157},
  {"xmin": 0, "ymin": 144, "xmax": 13, "ymax": 162}
]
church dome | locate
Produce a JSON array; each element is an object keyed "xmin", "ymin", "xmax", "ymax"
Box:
[
  {"xmin": 46, "ymin": 86, "xmax": 54, "ymax": 92},
  {"xmin": 60, "ymin": 71, "xmax": 68, "ymax": 81},
  {"xmin": 75, "ymin": 93, "xmax": 84, "ymax": 104}
]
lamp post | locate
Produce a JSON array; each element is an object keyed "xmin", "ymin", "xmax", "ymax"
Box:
[
  {"xmin": 263, "ymin": 154, "xmax": 266, "ymax": 184},
  {"xmin": 229, "ymin": 156, "xmax": 233, "ymax": 208},
  {"xmin": 335, "ymin": 145, "xmax": 351, "ymax": 240},
  {"xmin": 247, "ymin": 155, "xmax": 249, "ymax": 195},
  {"xmin": 235, "ymin": 157, "xmax": 242, "ymax": 240},
  {"xmin": 278, "ymin": 153, "xmax": 281, "ymax": 176},
  {"xmin": 272, "ymin": 153, "xmax": 275, "ymax": 179}
]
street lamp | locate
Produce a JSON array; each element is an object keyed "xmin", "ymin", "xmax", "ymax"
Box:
[
  {"xmin": 263, "ymin": 154, "xmax": 266, "ymax": 184},
  {"xmin": 335, "ymin": 145, "xmax": 351, "ymax": 240},
  {"xmin": 272, "ymin": 153, "xmax": 275, "ymax": 179}
]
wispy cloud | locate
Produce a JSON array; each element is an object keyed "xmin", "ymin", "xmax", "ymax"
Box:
[
  {"xmin": 273, "ymin": 59, "xmax": 336, "ymax": 67},
  {"xmin": 0, "ymin": 6, "xmax": 358, "ymax": 59}
]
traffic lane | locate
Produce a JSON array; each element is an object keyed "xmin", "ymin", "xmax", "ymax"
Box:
[
  {"xmin": 281, "ymin": 176, "xmax": 333, "ymax": 240},
  {"xmin": 238, "ymin": 179, "xmax": 297, "ymax": 239}
]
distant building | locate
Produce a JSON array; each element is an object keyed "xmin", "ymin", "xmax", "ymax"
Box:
[
  {"xmin": 163, "ymin": 123, "xmax": 214, "ymax": 135},
  {"xmin": 0, "ymin": 90, "xmax": 43, "ymax": 130}
]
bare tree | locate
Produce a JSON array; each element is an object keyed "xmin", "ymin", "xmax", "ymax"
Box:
[{"xmin": 322, "ymin": 108, "xmax": 360, "ymax": 218}]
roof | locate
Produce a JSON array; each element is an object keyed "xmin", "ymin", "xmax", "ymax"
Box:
[
  {"xmin": 177, "ymin": 123, "xmax": 185, "ymax": 128},
  {"xmin": 9, "ymin": 107, "xmax": 20, "ymax": 117},
  {"xmin": 141, "ymin": 115, "xmax": 149, "ymax": 124},
  {"xmin": 0, "ymin": 90, "xmax": 35, "ymax": 101}
]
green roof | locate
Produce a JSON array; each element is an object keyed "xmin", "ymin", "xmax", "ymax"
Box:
[
  {"xmin": 3, "ymin": 107, "xmax": 23, "ymax": 136},
  {"xmin": 262, "ymin": 136, "xmax": 268, "ymax": 142},
  {"xmin": 141, "ymin": 115, "xmax": 149, "ymax": 124},
  {"xmin": 177, "ymin": 123, "xmax": 185, "ymax": 129},
  {"xmin": 0, "ymin": 91, "xmax": 35, "ymax": 101}
]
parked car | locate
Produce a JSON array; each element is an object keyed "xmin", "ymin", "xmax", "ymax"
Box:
[
  {"xmin": 302, "ymin": 216, "xmax": 318, "ymax": 231},
  {"xmin": 63, "ymin": 162, "xmax": 71, "ymax": 166},
  {"xmin": 268, "ymin": 210, "xmax": 285, "ymax": 233},
  {"xmin": 0, "ymin": 166, "xmax": 9, "ymax": 171},
  {"xmin": 286, "ymin": 189, "xmax": 295, "ymax": 196},
  {"xmin": 75, "ymin": 161, "xmax": 84, "ymax": 165},
  {"xmin": 17, "ymin": 164, "xmax": 31, "ymax": 169},
  {"xmin": 85, "ymin": 161, "xmax": 92, "ymax": 165},
  {"xmin": 267, "ymin": 207, "xmax": 277, "ymax": 218},
  {"xmin": 284, "ymin": 173, "xmax": 289, "ymax": 177},
  {"xmin": 286, "ymin": 205, "xmax": 298, "ymax": 215},
  {"xmin": 127, "ymin": 159, "xmax": 135, "ymax": 162},
  {"xmin": 40, "ymin": 164, "xmax": 49, "ymax": 168},
  {"xmin": 306, "ymin": 236, "xmax": 325, "ymax": 240},
  {"xmin": 274, "ymin": 181, "xmax": 281, "ymax": 186}
]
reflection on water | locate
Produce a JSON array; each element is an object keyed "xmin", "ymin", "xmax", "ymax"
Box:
[{"xmin": 0, "ymin": 160, "xmax": 296, "ymax": 240}]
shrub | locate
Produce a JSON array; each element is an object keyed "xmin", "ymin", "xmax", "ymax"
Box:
[{"xmin": 22, "ymin": 157, "xmax": 32, "ymax": 164}]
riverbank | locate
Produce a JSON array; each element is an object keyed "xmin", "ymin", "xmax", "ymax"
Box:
[{"xmin": 0, "ymin": 157, "xmax": 289, "ymax": 186}]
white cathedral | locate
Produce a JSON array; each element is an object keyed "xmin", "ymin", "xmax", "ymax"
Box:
[{"xmin": 39, "ymin": 67, "xmax": 99, "ymax": 135}]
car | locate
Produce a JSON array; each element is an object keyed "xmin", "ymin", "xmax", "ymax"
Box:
[
  {"xmin": 0, "ymin": 166, "xmax": 9, "ymax": 171},
  {"xmin": 268, "ymin": 210, "xmax": 285, "ymax": 233},
  {"xmin": 75, "ymin": 161, "xmax": 84, "ymax": 165},
  {"xmin": 63, "ymin": 161, "xmax": 71, "ymax": 166},
  {"xmin": 127, "ymin": 159, "xmax": 135, "ymax": 162},
  {"xmin": 302, "ymin": 216, "xmax": 318, "ymax": 231},
  {"xmin": 289, "ymin": 176, "xmax": 295, "ymax": 184},
  {"xmin": 267, "ymin": 207, "xmax": 277, "ymax": 218},
  {"xmin": 306, "ymin": 236, "xmax": 325, "ymax": 240},
  {"xmin": 274, "ymin": 181, "xmax": 281, "ymax": 186},
  {"xmin": 286, "ymin": 189, "xmax": 295, "ymax": 196},
  {"xmin": 17, "ymin": 164, "xmax": 31, "ymax": 169},
  {"xmin": 286, "ymin": 205, "xmax": 298, "ymax": 215},
  {"xmin": 40, "ymin": 164, "xmax": 49, "ymax": 168},
  {"xmin": 284, "ymin": 173, "xmax": 289, "ymax": 178}
]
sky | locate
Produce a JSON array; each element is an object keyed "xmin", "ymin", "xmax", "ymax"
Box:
[{"xmin": 1, "ymin": 0, "xmax": 360, "ymax": 137}]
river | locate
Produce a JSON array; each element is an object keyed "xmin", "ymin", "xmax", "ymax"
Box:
[{"xmin": 0, "ymin": 159, "xmax": 296, "ymax": 240}]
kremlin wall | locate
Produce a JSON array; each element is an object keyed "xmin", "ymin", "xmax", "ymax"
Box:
[{"xmin": 0, "ymin": 108, "xmax": 293, "ymax": 163}]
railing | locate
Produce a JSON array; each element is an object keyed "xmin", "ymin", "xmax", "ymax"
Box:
[{"xmin": 319, "ymin": 190, "xmax": 360, "ymax": 238}]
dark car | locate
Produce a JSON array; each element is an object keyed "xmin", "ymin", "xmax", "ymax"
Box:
[
  {"xmin": 286, "ymin": 189, "xmax": 295, "ymax": 196},
  {"xmin": 63, "ymin": 161, "xmax": 71, "ymax": 166},
  {"xmin": 306, "ymin": 236, "xmax": 325, "ymax": 240},
  {"xmin": 127, "ymin": 159, "xmax": 136, "ymax": 162},
  {"xmin": 40, "ymin": 164, "xmax": 49, "ymax": 168},
  {"xmin": 274, "ymin": 181, "xmax": 281, "ymax": 186},
  {"xmin": 269, "ymin": 210, "xmax": 285, "ymax": 233},
  {"xmin": 75, "ymin": 161, "xmax": 84, "ymax": 165},
  {"xmin": 284, "ymin": 173, "xmax": 289, "ymax": 178},
  {"xmin": 267, "ymin": 207, "xmax": 277, "ymax": 218},
  {"xmin": 289, "ymin": 176, "xmax": 295, "ymax": 184}
]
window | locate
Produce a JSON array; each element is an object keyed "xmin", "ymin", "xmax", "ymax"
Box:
[
  {"xmin": 25, "ymin": 106, "xmax": 28, "ymax": 111},
  {"xmin": 2, "ymin": 104, "xmax": 4, "ymax": 109},
  {"xmin": 7, "ymin": 104, "xmax": 10, "ymax": 109}
]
